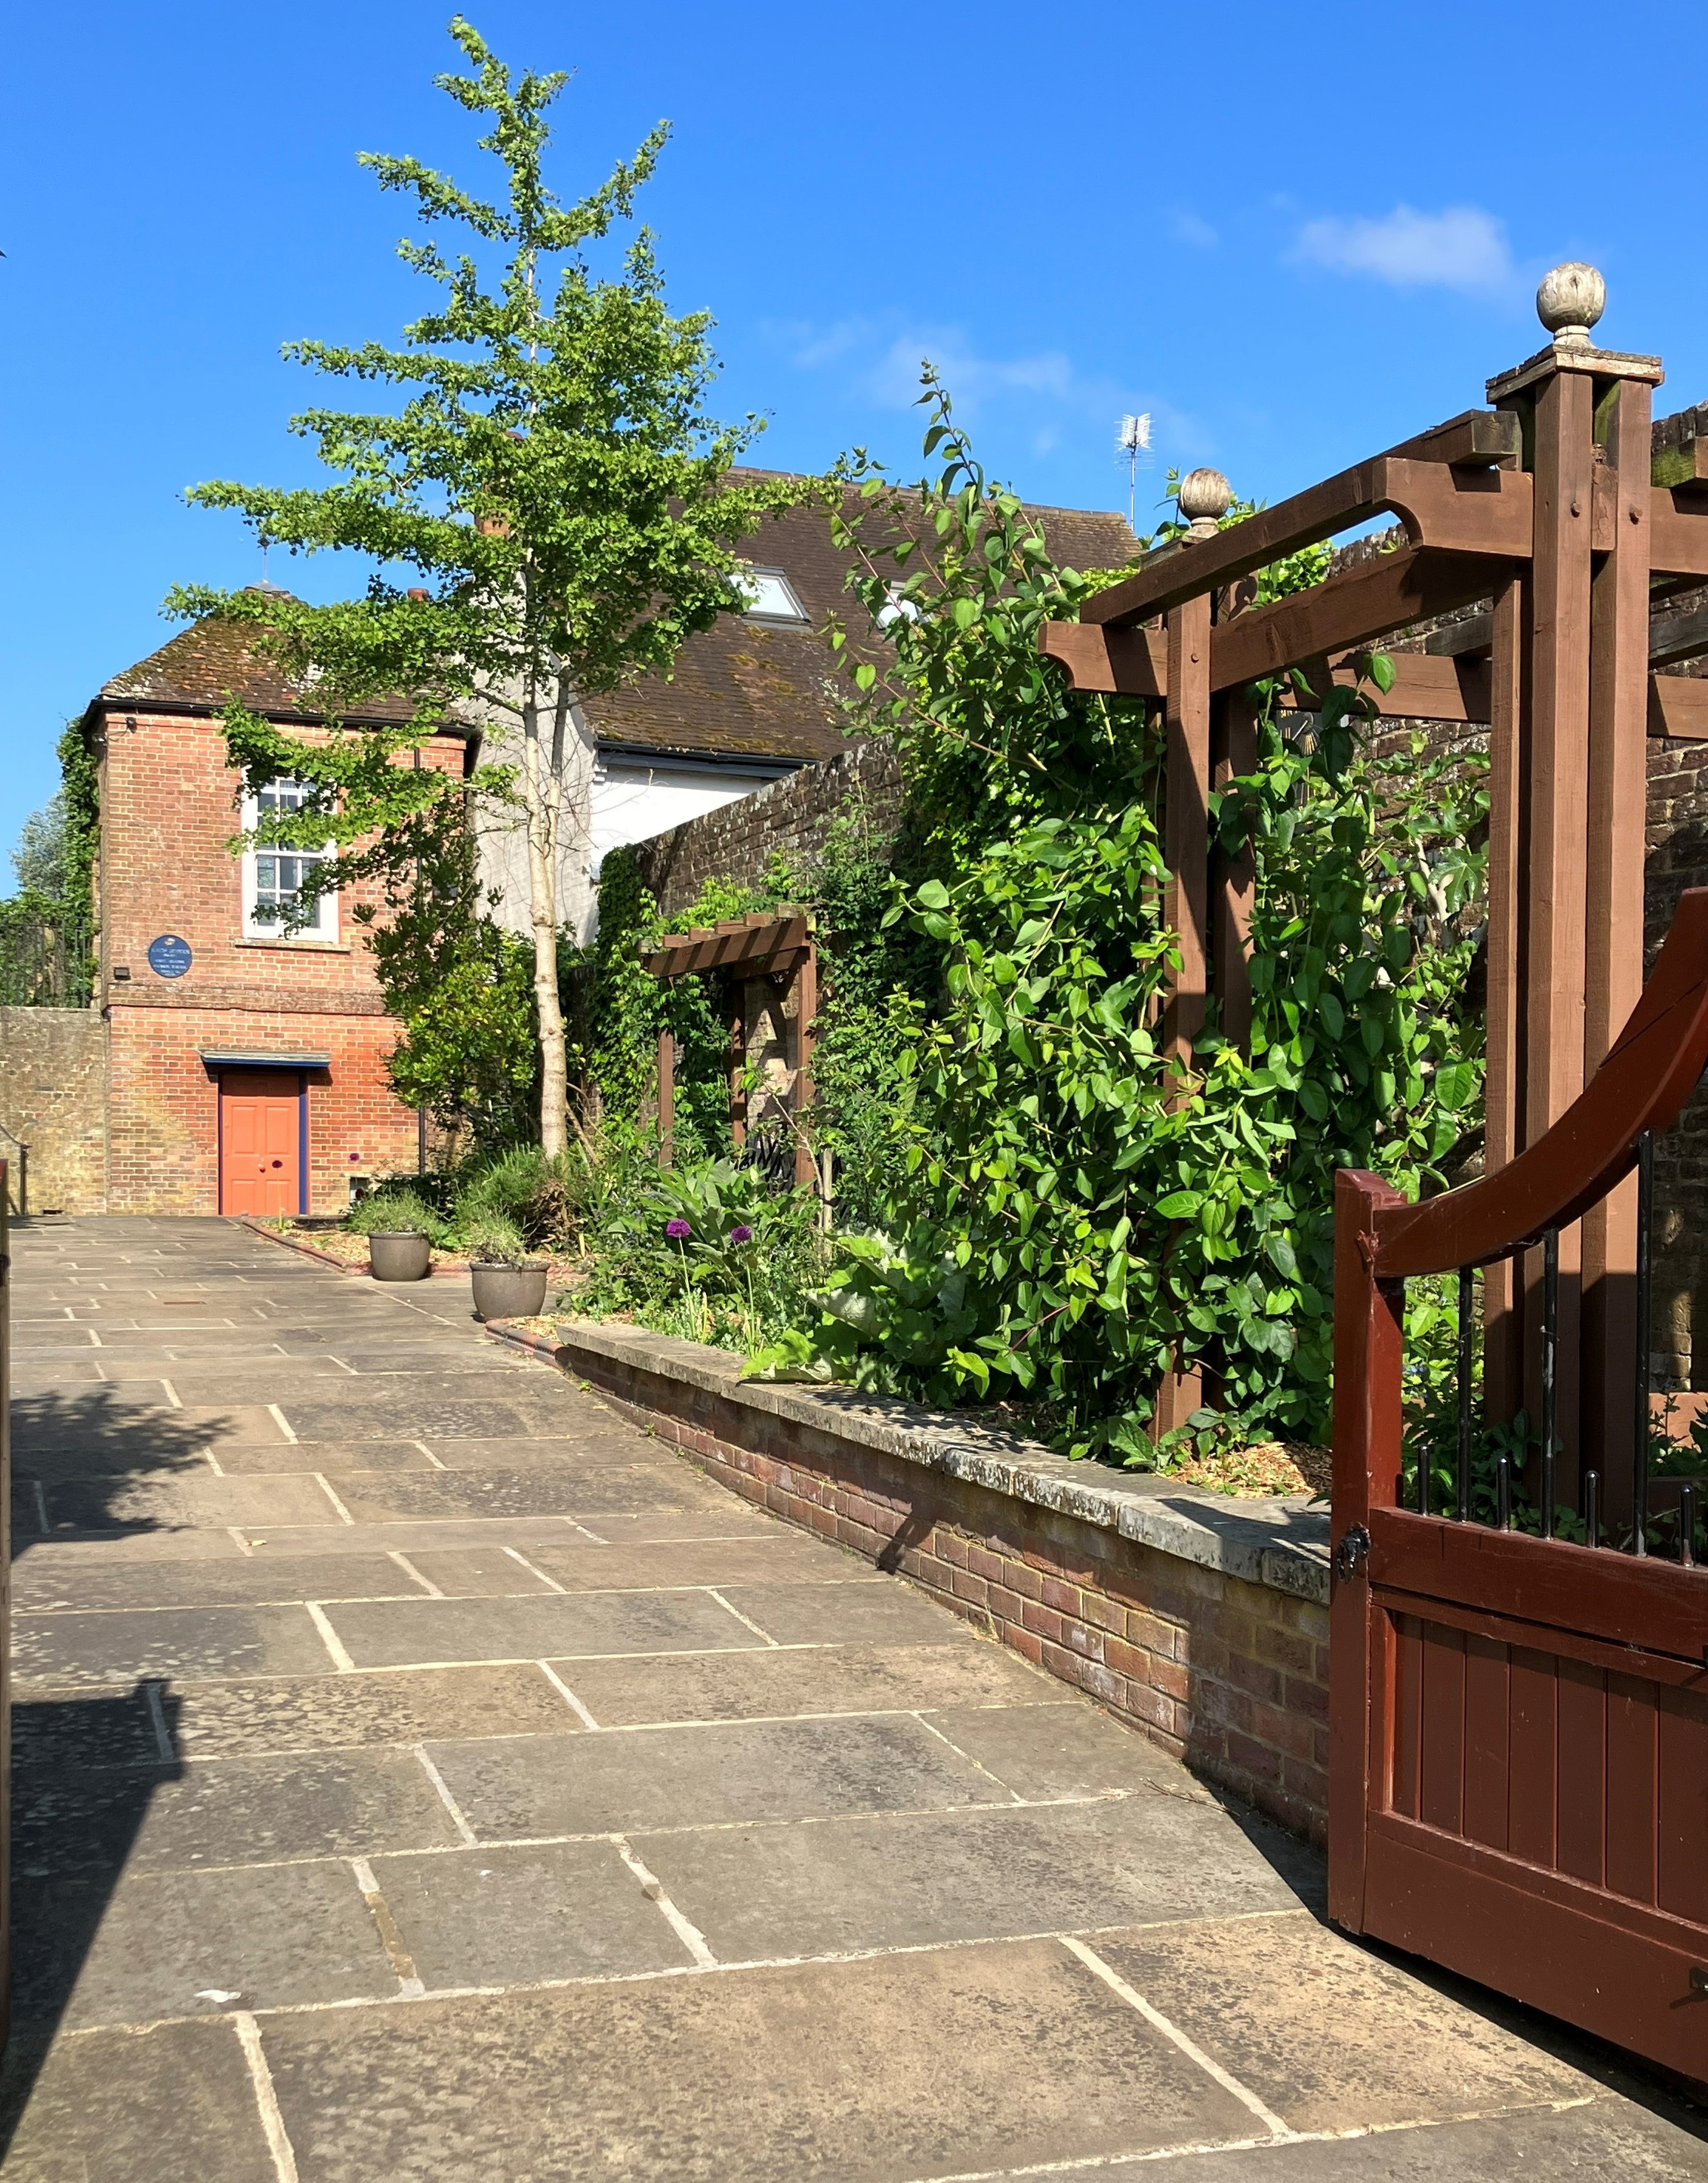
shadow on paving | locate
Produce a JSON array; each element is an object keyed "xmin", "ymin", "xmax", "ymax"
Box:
[
  {"xmin": 9, "ymin": 1387, "xmax": 242, "ymax": 1548},
  {"xmin": 0, "ymin": 1686, "xmax": 186, "ymax": 2159}
]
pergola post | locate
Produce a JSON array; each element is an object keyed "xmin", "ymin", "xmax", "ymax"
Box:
[
  {"xmin": 1157, "ymin": 468, "xmax": 1232, "ymax": 1437},
  {"xmin": 791, "ymin": 948, "xmax": 818, "ymax": 1190},
  {"xmin": 655, "ymin": 1026, "xmax": 675, "ymax": 1168},
  {"xmin": 1212, "ymin": 686, "xmax": 1258, "ymax": 1050},
  {"xmin": 728, "ymin": 994, "xmax": 747, "ymax": 1147}
]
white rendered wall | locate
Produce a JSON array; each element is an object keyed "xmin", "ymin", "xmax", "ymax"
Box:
[{"xmin": 477, "ymin": 745, "xmax": 791, "ymax": 946}]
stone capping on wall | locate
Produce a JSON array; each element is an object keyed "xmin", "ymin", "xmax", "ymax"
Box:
[
  {"xmin": 490, "ymin": 1314, "xmax": 1334, "ymax": 1841},
  {"xmin": 550, "ymin": 1317, "xmax": 1329, "ymax": 1597}
]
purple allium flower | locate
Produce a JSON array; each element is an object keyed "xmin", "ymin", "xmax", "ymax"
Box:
[
  {"xmin": 729, "ymin": 1224, "xmax": 754, "ymax": 1244},
  {"xmin": 665, "ymin": 1218, "xmax": 691, "ymax": 1240}
]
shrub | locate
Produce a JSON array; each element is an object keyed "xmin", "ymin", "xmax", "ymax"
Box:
[
  {"xmin": 460, "ymin": 1209, "xmax": 532, "ymax": 1266},
  {"xmin": 347, "ymin": 1187, "xmax": 449, "ymax": 1240},
  {"xmin": 455, "ymin": 1143, "xmax": 588, "ymax": 1252}
]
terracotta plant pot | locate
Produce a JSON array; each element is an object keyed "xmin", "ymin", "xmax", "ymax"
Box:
[
  {"xmin": 471, "ymin": 1260, "xmax": 549, "ymax": 1322},
  {"xmin": 368, "ymin": 1231, "xmax": 432, "ymax": 1282}
]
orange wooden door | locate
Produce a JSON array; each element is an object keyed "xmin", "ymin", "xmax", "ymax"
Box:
[{"xmin": 219, "ymin": 1071, "xmax": 301, "ymax": 1215}]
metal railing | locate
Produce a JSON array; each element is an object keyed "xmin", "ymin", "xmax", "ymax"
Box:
[{"xmin": 1347, "ymin": 887, "xmax": 1708, "ymax": 1571}]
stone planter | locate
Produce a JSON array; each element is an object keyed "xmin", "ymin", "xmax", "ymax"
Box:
[
  {"xmin": 471, "ymin": 1261, "xmax": 548, "ymax": 1322},
  {"xmin": 368, "ymin": 1231, "xmax": 432, "ymax": 1282}
]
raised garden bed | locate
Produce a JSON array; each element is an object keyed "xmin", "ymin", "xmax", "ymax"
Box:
[{"xmin": 486, "ymin": 1312, "xmax": 1333, "ymax": 1843}]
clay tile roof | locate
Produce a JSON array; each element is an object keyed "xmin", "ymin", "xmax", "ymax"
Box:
[
  {"xmin": 581, "ymin": 473, "xmax": 1138, "ymax": 765},
  {"xmin": 96, "ymin": 606, "xmax": 465, "ymax": 734},
  {"xmin": 96, "ymin": 479, "xmax": 1137, "ymax": 764}
]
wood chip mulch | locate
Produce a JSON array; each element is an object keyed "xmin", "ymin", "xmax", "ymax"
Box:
[{"xmin": 1168, "ymin": 1439, "xmax": 1332, "ymax": 1501}]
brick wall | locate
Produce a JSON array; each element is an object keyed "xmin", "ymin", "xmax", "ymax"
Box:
[
  {"xmin": 545, "ymin": 1326, "xmax": 1331, "ymax": 1843},
  {"xmin": 0, "ymin": 1008, "xmax": 107, "ymax": 1214},
  {"xmin": 95, "ymin": 706, "xmax": 464, "ymax": 1215},
  {"xmin": 632, "ymin": 738, "xmax": 904, "ymax": 918}
]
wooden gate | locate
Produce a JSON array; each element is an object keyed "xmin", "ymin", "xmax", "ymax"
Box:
[{"xmin": 1332, "ymin": 893, "xmax": 1708, "ymax": 2080}]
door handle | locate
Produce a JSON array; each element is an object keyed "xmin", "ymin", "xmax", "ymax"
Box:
[{"xmin": 271, "ymin": 1160, "xmax": 282, "ymax": 1168}]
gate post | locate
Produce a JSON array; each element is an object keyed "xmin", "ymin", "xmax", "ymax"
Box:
[
  {"xmin": 1329, "ymin": 1166, "xmax": 1405, "ymax": 1934},
  {"xmin": 1483, "ymin": 268, "xmax": 1663, "ymax": 1510}
]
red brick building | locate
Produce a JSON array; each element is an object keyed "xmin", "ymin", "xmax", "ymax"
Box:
[
  {"xmin": 65, "ymin": 481, "xmax": 1138, "ymax": 1218},
  {"xmin": 83, "ymin": 610, "xmax": 473, "ymax": 1216}
]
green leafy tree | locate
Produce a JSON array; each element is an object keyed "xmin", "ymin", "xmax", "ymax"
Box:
[
  {"xmin": 167, "ymin": 17, "xmax": 810, "ymax": 1152},
  {"xmin": 11, "ymin": 792, "xmax": 66, "ymax": 897}
]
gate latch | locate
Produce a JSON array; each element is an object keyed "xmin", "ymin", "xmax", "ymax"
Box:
[{"xmin": 1333, "ymin": 1526, "xmax": 1371, "ymax": 1584}]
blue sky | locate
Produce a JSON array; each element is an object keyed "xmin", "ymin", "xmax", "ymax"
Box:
[{"xmin": 4, "ymin": 0, "xmax": 1704, "ymax": 872}]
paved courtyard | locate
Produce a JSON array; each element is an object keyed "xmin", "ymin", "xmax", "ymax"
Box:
[{"xmin": 1, "ymin": 1215, "xmax": 1704, "ymax": 2179}]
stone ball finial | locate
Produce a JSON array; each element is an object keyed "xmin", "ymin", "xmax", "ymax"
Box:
[
  {"xmin": 1178, "ymin": 467, "xmax": 1232, "ymax": 539},
  {"xmin": 1536, "ymin": 262, "xmax": 1605, "ymax": 346}
]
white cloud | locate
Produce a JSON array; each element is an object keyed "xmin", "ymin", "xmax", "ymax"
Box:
[
  {"xmin": 862, "ymin": 331, "xmax": 1074, "ymax": 413},
  {"xmin": 766, "ymin": 314, "xmax": 1213, "ymax": 487},
  {"xmin": 1169, "ymin": 209, "xmax": 1218, "ymax": 250},
  {"xmin": 1293, "ymin": 204, "xmax": 1513, "ymax": 294},
  {"xmin": 760, "ymin": 317, "xmax": 878, "ymax": 369}
]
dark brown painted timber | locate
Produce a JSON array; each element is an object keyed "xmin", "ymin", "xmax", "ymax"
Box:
[
  {"xmin": 1374, "ymin": 889, "xmax": 1708, "ymax": 1278},
  {"xmin": 1082, "ymin": 440, "xmax": 1529, "ymax": 629},
  {"xmin": 1334, "ymin": 889, "xmax": 1708, "ymax": 2087}
]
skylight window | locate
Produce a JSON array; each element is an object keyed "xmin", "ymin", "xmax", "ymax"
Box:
[{"xmin": 737, "ymin": 567, "xmax": 808, "ymax": 623}]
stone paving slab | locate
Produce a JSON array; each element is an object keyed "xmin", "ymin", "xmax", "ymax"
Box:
[
  {"xmin": 631, "ymin": 1798, "xmax": 1316, "ymax": 1962},
  {"xmin": 1093, "ymin": 1914, "xmax": 1588, "ymax": 2136},
  {"xmin": 15, "ymin": 1860, "xmax": 399, "ymax": 2027},
  {"xmin": 4, "ymin": 1214, "xmax": 1704, "ymax": 2182},
  {"xmin": 15, "ymin": 1749, "xmax": 466, "ymax": 1873},
  {"xmin": 15, "ymin": 1600, "xmax": 340, "ymax": 1684},
  {"xmin": 0, "ymin": 2017, "xmax": 281, "ymax": 2183},
  {"xmin": 14, "ymin": 1552, "xmax": 427, "ymax": 1611},
  {"xmin": 212, "ymin": 1440, "xmax": 445, "ymax": 1474},
  {"xmin": 324, "ymin": 1586, "xmax": 776, "ymax": 1667},
  {"xmin": 158, "ymin": 1661, "xmax": 584, "ymax": 1756},
  {"xmin": 395, "ymin": 1545, "xmax": 560, "ymax": 1595},
  {"xmin": 257, "ymin": 1941, "xmax": 1257, "ymax": 2183},
  {"xmin": 425, "ymin": 1712, "xmax": 1019, "ymax": 1836},
  {"xmin": 37, "ymin": 1471, "xmax": 342, "ymax": 1533},
  {"xmin": 322, "ymin": 1464, "xmax": 732, "ymax": 1522},
  {"xmin": 370, "ymin": 1839, "xmax": 696, "ymax": 1989},
  {"xmin": 560, "ymin": 1632, "xmax": 1061, "ymax": 1725},
  {"xmin": 518, "ymin": 1531, "xmax": 869, "ymax": 1592},
  {"xmin": 710, "ymin": 1576, "xmax": 967, "ymax": 1647},
  {"xmin": 1136, "ymin": 2103, "xmax": 1708, "ymax": 2178}
]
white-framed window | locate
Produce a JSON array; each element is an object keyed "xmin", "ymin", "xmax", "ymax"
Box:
[
  {"xmin": 735, "ymin": 566, "xmax": 809, "ymax": 623},
  {"xmin": 242, "ymin": 778, "xmax": 337, "ymax": 940}
]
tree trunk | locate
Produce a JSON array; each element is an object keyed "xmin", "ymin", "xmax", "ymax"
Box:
[{"xmin": 520, "ymin": 689, "xmax": 568, "ymax": 1156}]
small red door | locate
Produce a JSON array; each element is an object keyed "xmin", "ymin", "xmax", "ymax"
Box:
[{"xmin": 219, "ymin": 1071, "xmax": 301, "ymax": 1215}]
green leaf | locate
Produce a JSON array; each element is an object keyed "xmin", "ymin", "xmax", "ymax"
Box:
[
  {"xmin": 1156, "ymin": 1191, "xmax": 1205, "ymax": 1220},
  {"xmin": 1432, "ymin": 1059, "xmax": 1476, "ymax": 1112}
]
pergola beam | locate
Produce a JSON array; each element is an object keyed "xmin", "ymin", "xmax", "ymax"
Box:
[
  {"xmin": 640, "ymin": 909, "xmax": 820, "ymax": 1183},
  {"xmin": 641, "ymin": 914, "xmax": 810, "ymax": 979},
  {"xmin": 1082, "ymin": 438, "xmax": 1529, "ymax": 630}
]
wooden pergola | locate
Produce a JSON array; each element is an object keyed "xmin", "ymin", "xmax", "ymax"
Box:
[
  {"xmin": 1040, "ymin": 262, "xmax": 1708, "ymax": 1474},
  {"xmin": 639, "ymin": 911, "xmax": 818, "ymax": 1188}
]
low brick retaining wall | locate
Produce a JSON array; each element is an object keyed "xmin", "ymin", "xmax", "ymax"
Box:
[{"xmin": 495, "ymin": 1316, "xmax": 1334, "ymax": 1843}]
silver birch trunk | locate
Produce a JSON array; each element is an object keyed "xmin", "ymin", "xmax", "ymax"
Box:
[{"xmin": 518, "ymin": 674, "xmax": 571, "ymax": 1156}]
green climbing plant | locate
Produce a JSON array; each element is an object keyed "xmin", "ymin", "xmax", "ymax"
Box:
[{"xmin": 747, "ymin": 374, "xmax": 1487, "ymax": 1458}]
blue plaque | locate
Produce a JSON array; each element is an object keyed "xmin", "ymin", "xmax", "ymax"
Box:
[{"xmin": 146, "ymin": 934, "xmax": 193, "ymax": 979}]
